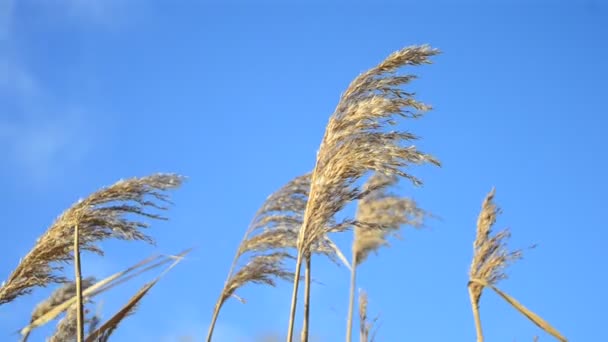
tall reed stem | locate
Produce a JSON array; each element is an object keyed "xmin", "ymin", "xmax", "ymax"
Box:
[
  {"xmin": 468, "ymin": 284, "xmax": 483, "ymax": 342},
  {"xmin": 286, "ymin": 252, "xmax": 303, "ymax": 342},
  {"xmin": 206, "ymin": 302, "xmax": 221, "ymax": 342},
  {"xmin": 73, "ymin": 224, "xmax": 84, "ymax": 342},
  {"xmin": 300, "ymin": 255, "xmax": 312, "ymax": 342},
  {"xmin": 346, "ymin": 255, "xmax": 357, "ymax": 342}
]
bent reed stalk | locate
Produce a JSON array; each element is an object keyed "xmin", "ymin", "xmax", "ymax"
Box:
[{"xmin": 287, "ymin": 45, "xmax": 440, "ymax": 341}]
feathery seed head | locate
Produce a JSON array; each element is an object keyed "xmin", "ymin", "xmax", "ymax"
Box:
[
  {"xmin": 353, "ymin": 173, "xmax": 427, "ymax": 264},
  {"xmin": 297, "ymin": 45, "xmax": 440, "ymax": 255},
  {"xmin": 469, "ymin": 188, "xmax": 523, "ymax": 304},
  {"xmin": 0, "ymin": 174, "xmax": 184, "ymax": 305}
]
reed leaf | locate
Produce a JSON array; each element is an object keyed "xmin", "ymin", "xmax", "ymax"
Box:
[
  {"xmin": 470, "ymin": 278, "xmax": 567, "ymax": 342},
  {"xmin": 20, "ymin": 252, "xmax": 174, "ymax": 339},
  {"xmin": 85, "ymin": 249, "xmax": 189, "ymax": 342}
]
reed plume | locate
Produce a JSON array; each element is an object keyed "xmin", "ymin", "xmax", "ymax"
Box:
[
  {"xmin": 358, "ymin": 290, "xmax": 379, "ymax": 342},
  {"xmin": 346, "ymin": 173, "xmax": 427, "ymax": 342},
  {"xmin": 44, "ymin": 279, "xmax": 96, "ymax": 342},
  {"xmin": 47, "ymin": 305, "xmax": 97, "ymax": 342},
  {"xmin": 47, "ymin": 306, "xmax": 79, "ymax": 342},
  {"xmin": 286, "ymin": 45, "xmax": 440, "ymax": 341},
  {"xmin": 31, "ymin": 277, "xmax": 96, "ymax": 324},
  {"xmin": 0, "ymin": 174, "xmax": 184, "ymax": 305},
  {"xmin": 207, "ymin": 173, "xmax": 348, "ymax": 342},
  {"xmin": 468, "ymin": 188, "xmax": 567, "ymax": 342}
]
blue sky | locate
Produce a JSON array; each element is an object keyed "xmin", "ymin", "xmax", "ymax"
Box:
[{"xmin": 0, "ymin": 1, "xmax": 606, "ymax": 341}]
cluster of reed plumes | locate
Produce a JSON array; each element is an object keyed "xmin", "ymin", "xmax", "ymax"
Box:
[
  {"xmin": 204, "ymin": 45, "xmax": 567, "ymax": 342},
  {"xmin": 0, "ymin": 45, "xmax": 567, "ymax": 341}
]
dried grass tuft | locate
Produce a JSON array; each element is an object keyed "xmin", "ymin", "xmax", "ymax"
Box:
[{"xmin": 0, "ymin": 174, "xmax": 184, "ymax": 305}]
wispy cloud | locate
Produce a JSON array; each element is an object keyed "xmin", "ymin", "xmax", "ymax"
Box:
[
  {"xmin": 0, "ymin": 1, "xmax": 115, "ymax": 184},
  {"xmin": 0, "ymin": 0, "xmax": 14, "ymax": 42},
  {"xmin": 40, "ymin": 0, "xmax": 133, "ymax": 30},
  {"xmin": 0, "ymin": 111, "xmax": 90, "ymax": 181},
  {"xmin": 0, "ymin": 59, "xmax": 39, "ymax": 97},
  {"xmin": 210, "ymin": 322, "xmax": 249, "ymax": 342},
  {"xmin": 0, "ymin": 52, "xmax": 93, "ymax": 183}
]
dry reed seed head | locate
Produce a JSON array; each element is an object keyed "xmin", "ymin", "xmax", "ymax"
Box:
[
  {"xmin": 469, "ymin": 188, "xmax": 524, "ymax": 303},
  {"xmin": 0, "ymin": 173, "xmax": 184, "ymax": 305},
  {"xmin": 358, "ymin": 290, "xmax": 368, "ymax": 324},
  {"xmin": 237, "ymin": 172, "xmax": 348, "ymax": 265},
  {"xmin": 47, "ymin": 306, "xmax": 78, "ymax": 342},
  {"xmin": 296, "ymin": 46, "xmax": 440, "ymax": 254},
  {"xmin": 358, "ymin": 289, "xmax": 381, "ymax": 342},
  {"xmin": 240, "ymin": 174, "xmax": 313, "ymax": 256},
  {"xmin": 215, "ymin": 173, "xmax": 349, "ymax": 316},
  {"xmin": 246, "ymin": 173, "xmax": 312, "ymax": 249},
  {"xmin": 474, "ymin": 188, "xmax": 498, "ymax": 249},
  {"xmin": 31, "ymin": 277, "xmax": 96, "ymax": 323},
  {"xmin": 253, "ymin": 173, "xmax": 311, "ymax": 219},
  {"xmin": 343, "ymin": 46, "xmax": 439, "ymax": 101},
  {"xmin": 240, "ymin": 225, "xmax": 347, "ymax": 266},
  {"xmin": 47, "ymin": 305, "xmax": 95, "ymax": 342},
  {"xmin": 358, "ymin": 289, "xmax": 371, "ymax": 342},
  {"xmin": 222, "ymin": 252, "xmax": 294, "ymax": 305},
  {"xmin": 240, "ymin": 228, "xmax": 300, "ymax": 255},
  {"xmin": 353, "ymin": 173, "xmax": 428, "ymax": 264}
]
